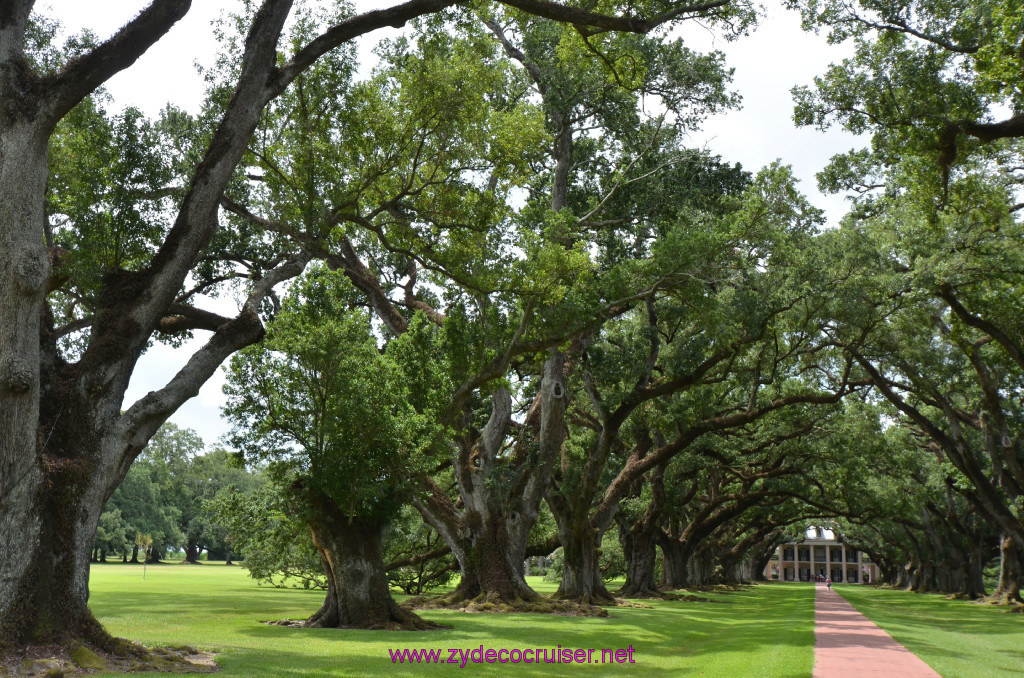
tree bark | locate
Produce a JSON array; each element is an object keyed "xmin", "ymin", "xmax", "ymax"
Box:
[
  {"xmin": 660, "ymin": 538, "xmax": 692, "ymax": 589},
  {"xmin": 183, "ymin": 543, "xmax": 200, "ymax": 564},
  {"xmin": 0, "ymin": 1, "xmax": 290, "ymax": 650},
  {"xmin": 616, "ymin": 519, "xmax": 660, "ymax": 597},
  {"xmin": 990, "ymin": 535, "xmax": 1023, "ymax": 604},
  {"xmin": 552, "ymin": 515, "xmax": 613, "ymax": 604},
  {"xmin": 965, "ymin": 542, "xmax": 985, "ymax": 599},
  {"xmin": 413, "ymin": 353, "xmax": 567, "ymax": 606},
  {"xmin": 304, "ymin": 504, "xmax": 435, "ymax": 630},
  {"xmin": 0, "ymin": 446, "xmax": 119, "ymax": 649},
  {"xmin": 0, "ymin": 118, "xmax": 54, "ymax": 649}
]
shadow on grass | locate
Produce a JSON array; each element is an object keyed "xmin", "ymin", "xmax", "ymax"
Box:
[
  {"xmin": 834, "ymin": 585, "xmax": 1024, "ymax": 677},
  {"xmin": 90, "ymin": 569, "xmax": 816, "ymax": 677},
  {"xmin": 221, "ymin": 584, "xmax": 814, "ymax": 677}
]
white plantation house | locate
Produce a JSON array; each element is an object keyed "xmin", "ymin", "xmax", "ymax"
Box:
[{"xmin": 764, "ymin": 527, "xmax": 877, "ymax": 584}]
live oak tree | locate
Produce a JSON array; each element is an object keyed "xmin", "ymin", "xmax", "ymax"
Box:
[
  {"xmin": 748, "ymin": 396, "xmax": 996, "ymax": 596},
  {"xmin": 210, "ymin": 483, "xmax": 457, "ymax": 593},
  {"xmin": 818, "ymin": 409, "xmax": 997, "ymax": 598},
  {"xmin": 223, "ymin": 267, "xmax": 444, "ymax": 629},
  {"xmin": 1, "ymin": 0, "xmax": 736, "ymax": 651},
  {"xmin": 216, "ymin": 13, "xmax": 560, "ymax": 607},
  {"xmin": 641, "ymin": 411, "xmax": 840, "ymax": 592}
]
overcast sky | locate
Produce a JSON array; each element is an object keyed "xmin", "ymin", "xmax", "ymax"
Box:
[{"xmin": 42, "ymin": 0, "xmax": 862, "ymax": 446}]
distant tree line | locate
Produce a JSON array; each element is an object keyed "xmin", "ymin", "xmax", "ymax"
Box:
[{"xmin": 91, "ymin": 423, "xmax": 257, "ymax": 565}]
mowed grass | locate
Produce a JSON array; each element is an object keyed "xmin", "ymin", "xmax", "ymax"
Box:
[
  {"xmin": 88, "ymin": 564, "xmax": 815, "ymax": 677},
  {"xmin": 835, "ymin": 585, "xmax": 1024, "ymax": 678}
]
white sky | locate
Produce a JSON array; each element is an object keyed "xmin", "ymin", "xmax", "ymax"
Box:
[{"xmin": 41, "ymin": 0, "xmax": 862, "ymax": 446}]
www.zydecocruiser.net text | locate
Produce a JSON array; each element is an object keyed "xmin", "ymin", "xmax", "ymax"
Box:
[{"xmin": 389, "ymin": 645, "xmax": 637, "ymax": 666}]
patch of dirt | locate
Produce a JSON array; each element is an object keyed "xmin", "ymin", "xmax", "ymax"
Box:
[
  {"xmin": 656, "ymin": 589, "xmax": 733, "ymax": 602},
  {"xmin": 262, "ymin": 607, "xmax": 450, "ymax": 631},
  {"xmin": 263, "ymin": 618, "xmax": 447, "ymax": 631},
  {"xmin": 406, "ymin": 594, "xmax": 611, "ymax": 617},
  {"xmin": 968, "ymin": 597, "xmax": 1024, "ymax": 613},
  {"xmin": 608, "ymin": 599, "xmax": 654, "ymax": 608},
  {"xmin": 672, "ymin": 594, "xmax": 715, "ymax": 603},
  {"xmin": 1, "ymin": 644, "xmax": 217, "ymax": 677}
]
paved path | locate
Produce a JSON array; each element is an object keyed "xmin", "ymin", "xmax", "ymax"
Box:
[{"xmin": 813, "ymin": 583, "xmax": 940, "ymax": 677}]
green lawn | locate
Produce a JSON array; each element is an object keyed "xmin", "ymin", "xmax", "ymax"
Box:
[
  {"xmin": 88, "ymin": 564, "xmax": 815, "ymax": 677},
  {"xmin": 835, "ymin": 585, "xmax": 1024, "ymax": 678}
]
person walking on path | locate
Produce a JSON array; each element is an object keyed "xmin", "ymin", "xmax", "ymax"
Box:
[{"xmin": 826, "ymin": 577, "xmax": 832, "ymax": 591}]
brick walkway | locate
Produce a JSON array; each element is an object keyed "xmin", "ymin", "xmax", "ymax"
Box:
[{"xmin": 813, "ymin": 583, "xmax": 940, "ymax": 677}]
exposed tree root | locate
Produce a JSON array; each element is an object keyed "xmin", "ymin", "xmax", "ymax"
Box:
[
  {"xmin": 615, "ymin": 585, "xmax": 714, "ymax": 603},
  {"xmin": 407, "ymin": 592, "xmax": 611, "ymax": 617},
  {"xmin": 615, "ymin": 584, "xmax": 671, "ymax": 599},
  {"xmin": 977, "ymin": 591, "xmax": 1024, "ymax": 610},
  {"xmin": 667, "ymin": 583, "xmax": 751, "ymax": 594},
  {"xmin": 265, "ymin": 602, "xmax": 448, "ymax": 631},
  {"xmin": 0, "ymin": 643, "xmax": 217, "ymax": 677}
]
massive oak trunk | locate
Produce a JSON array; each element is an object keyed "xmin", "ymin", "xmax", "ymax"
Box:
[
  {"xmin": 614, "ymin": 467, "xmax": 667, "ymax": 598},
  {"xmin": 558, "ymin": 534, "xmax": 610, "ymax": 603},
  {"xmin": 0, "ymin": 115, "xmax": 56, "ymax": 647},
  {"xmin": 0, "ymin": 432, "xmax": 117, "ymax": 648},
  {"xmin": 0, "ymin": 128, "xmax": 136, "ymax": 648},
  {"xmin": 659, "ymin": 537, "xmax": 695, "ymax": 589},
  {"xmin": 0, "ymin": 0, "xmax": 293, "ymax": 651},
  {"xmin": 616, "ymin": 518, "xmax": 660, "ymax": 598},
  {"xmin": 991, "ymin": 535, "xmax": 1024, "ymax": 604},
  {"xmin": 422, "ymin": 507, "xmax": 539, "ymax": 605},
  {"xmin": 549, "ymin": 505, "xmax": 613, "ymax": 604},
  {"xmin": 305, "ymin": 505, "xmax": 434, "ymax": 630},
  {"xmin": 183, "ymin": 543, "xmax": 200, "ymax": 564},
  {"xmin": 414, "ymin": 353, "xmax": 566, "ymax": 606}
]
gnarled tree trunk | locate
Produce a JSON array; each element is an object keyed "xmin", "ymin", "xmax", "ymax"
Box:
[
  {"xmin": 615, "ymin": 463, "xmax": 665, "ymax": 598},
  {"xmin": 549, "ymin": 509, "xmax": 613, "ymax": 604},
  {"xmin": 414, "ymin": 354, "xmax": 566, "ymax": 607},
  {"xmin": 305, "ymin": 504, "xmax": 435, "ymax": 630},
  {"xmin": 183, "ymin": 543, "xmax": 200, "ymax": 564},
  {"xmin": 659, "ymin": 537, "xmax": 694, "ymax": 590},
  {"xmin": 0, "ymin": 425, "xmax": 126, "ymax": 650},
  {"xmin": 990, "ymin": 535, "xmax": 1023, "ymax": 604},
  {"xmin": 617, "ymin": 521, "xmax": 660, "ymax": 597}
]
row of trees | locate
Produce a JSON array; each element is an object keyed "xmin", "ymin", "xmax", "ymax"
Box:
[
  {"xmin": 212, "ymin": 0, "xmax": 1024, "ymax": 619},
  {"xmin": 1, "ymin": 0, "xmax": 1021, "ymax": 653}
]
